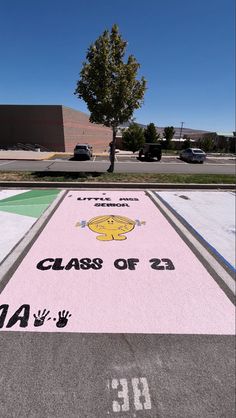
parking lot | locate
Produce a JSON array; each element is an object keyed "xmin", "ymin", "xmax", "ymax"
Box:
[
  {"xmin": 57, "ymin": 154, "xmax": 235, "ymax": 164},
  {"xmin": 1, "ymin": 152, "xmax": 234, "ymax": 176}
]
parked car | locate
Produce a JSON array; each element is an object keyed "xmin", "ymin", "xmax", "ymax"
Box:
[
  {"xmin": 179, "ymin": 148, "xmax": 206, "ymax": 163},
  {"xmin": 74, "ymin": 144, "xmax": 93, "ymax": 160},
  {"xmin": 138, "ymin": 143, "xmax": 162, "ymax": 161}
]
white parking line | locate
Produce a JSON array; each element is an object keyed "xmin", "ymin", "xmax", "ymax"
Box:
[
  {"xmin": 0, "ymin": 160, "xmax": 16, "ymax": 167},
  {"xmin": 115, "ymin": 161, "xmax": 188, "ymax": 165},
  {"xmin": 204, "ymin": 163, "xmax": 235, "ymax": 166}
]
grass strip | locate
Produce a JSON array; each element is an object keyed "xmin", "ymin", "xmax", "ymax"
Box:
[{"xmin": 0, "ymin": 171, "xmax": 235, "ymax": 184}]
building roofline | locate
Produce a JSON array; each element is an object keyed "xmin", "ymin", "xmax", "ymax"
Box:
[
  {"xmin": 61, "ymin": 105, "xmax": 90, "ymax": 117},
  {"xmin": 0, "ymin": 104, "xmax": 63, "ymax": 107},
  {"xmin": 0, "ymin": 104, "xmax": 91, "ymax": 118}
]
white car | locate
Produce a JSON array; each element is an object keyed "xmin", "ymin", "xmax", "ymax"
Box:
[
  {"xmin": 74, "ymin": 144, "xmax": 93, "ymax": 160},
  {"xmin": 179, "ymin": 148, "xmax": 206, "ymax": 163}
]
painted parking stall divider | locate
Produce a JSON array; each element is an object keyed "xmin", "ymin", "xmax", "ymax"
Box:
[{"xmin": 0, "ymin": 191, "xmax": 234, "ymax": 334}]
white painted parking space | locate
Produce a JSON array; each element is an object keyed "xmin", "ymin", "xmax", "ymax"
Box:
[{"xmin": 156, "ymin": 191, "xmax": 236, "ymax": 271}]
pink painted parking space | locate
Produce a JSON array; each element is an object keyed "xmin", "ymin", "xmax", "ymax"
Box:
[{"xmin": 0, "ymin": 191, "xmax": 234, "ymax": 334}]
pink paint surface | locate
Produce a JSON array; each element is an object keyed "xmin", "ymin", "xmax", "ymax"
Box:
[{"xmin": 0, "ymin": 191, "xmax": 235, "ymax": 334}]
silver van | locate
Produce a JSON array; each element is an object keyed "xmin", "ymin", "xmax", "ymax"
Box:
[{"xmin": 179, "ymin": 148, "xmax": 206, "ymax": 163}]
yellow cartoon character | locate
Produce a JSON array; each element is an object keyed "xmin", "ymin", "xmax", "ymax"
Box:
[
  {"xmin": 88, "ymin": 215, "xmax": 135, "ymax": 241},
  {"xmin": 76, "ymin": 215, "xmax": 145, "ymax": 241}
]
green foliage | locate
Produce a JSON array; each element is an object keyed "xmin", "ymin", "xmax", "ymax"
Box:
[
  {"xmin": 144, "ymin": 123, "xmax": 160, "ymax": 143},
  {"xmin": 122, "ymin": 123, "xmax": 145, "ymax": 152},
  {"xmin": 229, "ymin": 138, "xmax": 236, "ymax": 153},
  {"xmin": 198, "ymin": 133, "xmax": 217, "ymax": 152},
  {"xmin": 74, "ymin": 24, "xmax": 146, "ymax": 172},
  {"xmin": 163, "ymin": 126, "xmax": 175, "ymax": 150},
  {"xmin": 74, "ymin": 24, "xmax": 146, "ymax": 129},
  {"xmin": 1, "ymin": 171, "xmax": 235, "ymax": 185},
  {"xmin": 182, "ymin": 139, "xmax": 191, "ymax": 149},
  {"xmin": 163, "ymin": 126, "xmax": 175, "ymax": 141}
]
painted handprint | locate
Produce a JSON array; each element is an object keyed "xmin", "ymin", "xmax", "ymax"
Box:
[
  {"xmin": 55, "ymin": 310, "xmax": 72, "ymax": 328},
  {"xmin": 33, "ymin": 309, "xmax": 51, "ymax": 327}
]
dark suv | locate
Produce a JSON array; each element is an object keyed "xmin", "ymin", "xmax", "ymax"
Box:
[
  {"xmin": 73, "ymin": 144, "xmax": 93, "ymax": 160},
  {"xmin": 138, "ymin": 143, "xmax": 162, "ymax": 161}
]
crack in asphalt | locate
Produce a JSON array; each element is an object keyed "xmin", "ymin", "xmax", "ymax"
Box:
[{"xmin": 121, "ymin": 334, "xmax": 159, "ymax": 415}]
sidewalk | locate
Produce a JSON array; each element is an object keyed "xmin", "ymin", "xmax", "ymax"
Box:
[{"xmin": 0, "ymin": 150, "xmax": 55, "ymax": 160}]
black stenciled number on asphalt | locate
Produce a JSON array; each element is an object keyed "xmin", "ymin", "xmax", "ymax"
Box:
[
  {"xmin": 33, "ymin": 309, "xmax": 51, "ymax": 327},
  {"xmin": 149, "ymin": 258, "xmax": 175, "ymax": 270},
  {"xmin": 54, "ymin": 310, "xmax": 72, "ymax": 328}
]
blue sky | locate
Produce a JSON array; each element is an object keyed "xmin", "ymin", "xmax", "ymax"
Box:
[{"xmin": 0, "ymin": 0, "xmax": 235, "ymax": 132}]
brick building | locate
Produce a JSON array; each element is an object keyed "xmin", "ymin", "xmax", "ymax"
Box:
[{"xmin": 0, "ymin": 105, "xmax": 112, "ymax": 152}]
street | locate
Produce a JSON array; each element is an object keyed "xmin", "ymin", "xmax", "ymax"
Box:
[{"xmin": 0, "ymin": 155, "xmax": 235, "ymax": 174}]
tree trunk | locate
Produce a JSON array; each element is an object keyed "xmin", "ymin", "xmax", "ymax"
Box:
[{"xmin": 107, "ymin": 127, "xmax": 117, "ymax": 173}]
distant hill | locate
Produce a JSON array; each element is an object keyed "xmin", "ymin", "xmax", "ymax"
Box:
[
  {"xmin": 119, "ymin": 122, "xmax": 211, "ymax": 139},
  {"xmin": 119, "ymin": 122, "xmax": 147, "ymax": 129}
]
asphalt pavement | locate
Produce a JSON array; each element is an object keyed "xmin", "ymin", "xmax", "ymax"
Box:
[
  {"xmin": 1, "ymin": 333, "xmax": 234, "ymax": 418},
  {"xmin": 0, "ymin": 149, "xmax": 235, "ymax": 175},
  {"xmin": 0, "ymin": 157, "xmax": 235, "ymax": 174}
]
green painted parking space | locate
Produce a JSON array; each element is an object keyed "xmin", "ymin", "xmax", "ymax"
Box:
[
  {"xmin": 0, "ymin": 189, "xmax": 59, "ymax": 218},
  {"xmin": 0, "ymin": 189, "xmax": 60, "ymax": 264}
]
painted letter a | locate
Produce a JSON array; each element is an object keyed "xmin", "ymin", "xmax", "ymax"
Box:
[
  {"xmin": 0, "ymin": 304, "xmax": 9, "ymax": 328},
  {"xmin": 6, "ymin": 304, "xmax": 30, "ymax": 328}
]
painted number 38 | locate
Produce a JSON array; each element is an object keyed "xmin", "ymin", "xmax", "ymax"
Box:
[{"xmin": 108, "ymin": 377, "xmax": 152, "ymax": 412}]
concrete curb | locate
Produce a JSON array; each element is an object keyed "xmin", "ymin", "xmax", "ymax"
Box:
[{"xmin": 0, "ymin": 181, "xmax": 235, "ymax": 189}]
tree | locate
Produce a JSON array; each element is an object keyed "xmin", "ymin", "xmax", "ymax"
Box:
[
  {"xmin": 74, "ymin": 24, "xmax": 146, "ymax": 172},
  {"xmin": 199, "ymin": 132, "xmax": 217, "ymax": 152},
  {"xmin": 122, "ymin": 123, "xmax": 145, "ymax": 153},
  {"xmin": 182, "ymin": 135, "xmax": 191, "ymax": 149},
  {"xmin": 144, "ymin": 123, "xmax": 160, "ymax": 143},
  {"xmin": 163, "ymin": 126, "xmax": 175, "ymax": 149}
]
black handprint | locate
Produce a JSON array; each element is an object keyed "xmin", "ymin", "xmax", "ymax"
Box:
[
  {"xmin": 55, "ymin": 310, "xmax": 72, "ymax": 328},
  {"xmin": 33, "ymin": 309, "xmax": 51, "ymax": 327}
]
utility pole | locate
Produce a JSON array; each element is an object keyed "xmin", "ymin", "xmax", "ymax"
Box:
[{"xmin": 179, "ymin": 121, "xmax": 184, "ymax": 142}]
